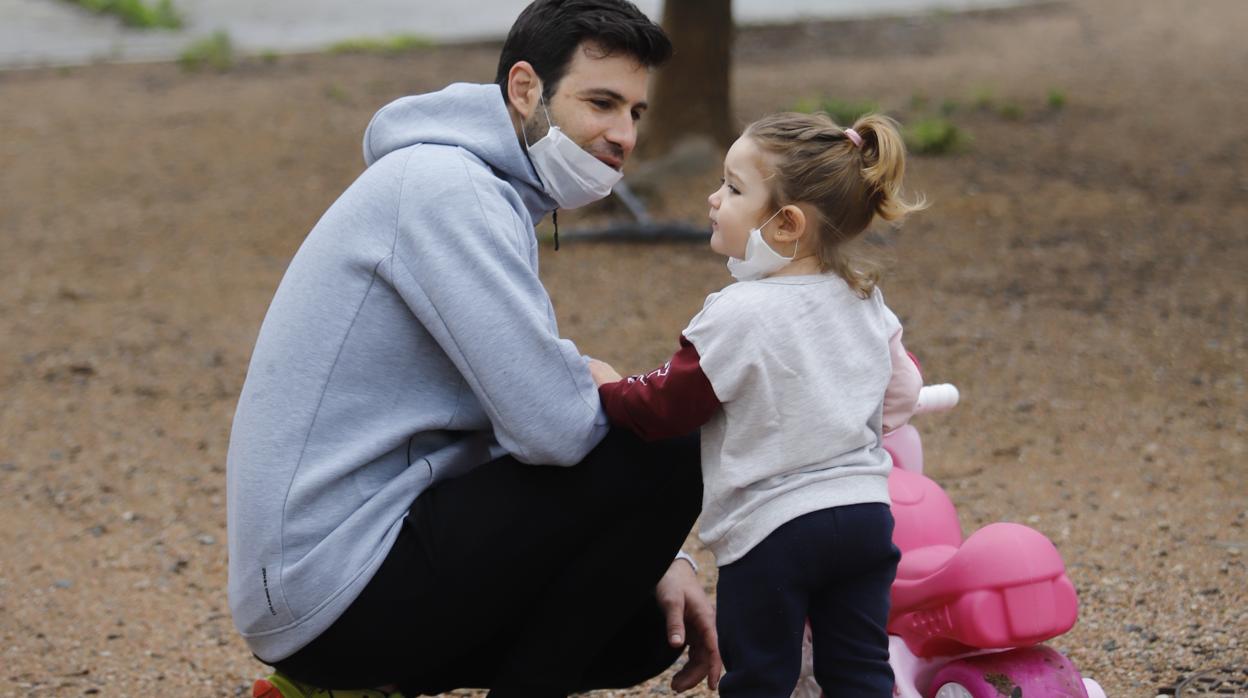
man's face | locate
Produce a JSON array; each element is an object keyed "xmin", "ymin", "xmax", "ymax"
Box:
[{"xmin": 525, "ymin": 42, "xmax": 650, "ymax": 171}]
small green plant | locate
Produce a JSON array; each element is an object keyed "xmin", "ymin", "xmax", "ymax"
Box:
[
  {"xmin": 791, "ymin": 96, "xmax": 822, "ymax": 114},
  {"xmin": 997, "ymin": 100, "xmax": 1024, "ymax": 121},
  {"xmin": 179, "ymin": 31, "xmax": 234, "ymax": 72},
  {"xmin": 792, "ymin": 97, "xmax": 880, "ymax": 126},
  {"xmin": 820, "ymin": 98, "xmax": 880, "ymax": 126},
  {"xmin": 971, "ymin": 87, "xmax": 996, "ymax": 111},
  {"xmin": 329, "ymin": 34, "xmax": 435, "ymax": 55},
  {"xmin": 904, "ymin": 117, "xmax": 966, "ymax": 155},
  {"xmin": 940, "ymin": 98, "xmax": 959, "ymax": 116},
  {"xmin": 67, "ymin": 0, "xmax": 182, "ymax": 29},
  {"xmin": 260, "ymin": 49, "xmax": 280, "ymax": 65},
  {"xmin": 325, "ymin": 84, "xmax": 350, "ymax": 103},
  {"xmin": 1047, "ymin": 88, "xmax": 1067, "ymax": 110}
]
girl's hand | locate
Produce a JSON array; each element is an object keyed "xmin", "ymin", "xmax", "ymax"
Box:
[{"xmin": 588, "ymin": 358, "xmax": 623, "ymax": 386}]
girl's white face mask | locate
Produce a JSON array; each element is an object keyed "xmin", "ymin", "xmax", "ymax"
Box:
[
  {"xmin": 523, "ymin": 97, "xmax": 622, "ymax": 210},
  {"xmin": 726, "ymin": 210, "xmax": 796, "ymax": 281}
]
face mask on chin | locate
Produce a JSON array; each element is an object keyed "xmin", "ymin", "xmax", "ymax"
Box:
[
  {"xmin": 522, "ymin": 95, "xmax": 623, "ymax": 210},
  {"xmin": 726, "ymin": 209, "xmax": 798, "ymax": 281}
]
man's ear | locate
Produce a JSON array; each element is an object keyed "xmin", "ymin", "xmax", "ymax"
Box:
[{"xmin": 506, "ymin": 61, "xmax": 542, "ymax": 121}]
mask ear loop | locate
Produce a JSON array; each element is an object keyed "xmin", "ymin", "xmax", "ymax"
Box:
[
  {"xmin": 540, "ymin": 95, "xmax": 560, "ymax": 250},
  {"xmin": 520, "ymin": 87, "xmax": 562, "ymax": 250},
  {"xmin": 520, "ymin": 81, "xmax": 554, "ymax": 149},
  {"xmin": 759, "ymin": 208, "xmax": 798, "ymax": 259},
  {"xmin": 538, "ymin": 93, "xmax": 554, "ymax": 128},
  {"xmin": 781, "ymin": 210, "xmax": 800, "ymax": 258}
]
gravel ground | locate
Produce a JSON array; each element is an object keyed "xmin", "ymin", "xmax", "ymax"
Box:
[{"xmin": 0, "ymin": 0, "xmax": 1244, "ymax": 696}]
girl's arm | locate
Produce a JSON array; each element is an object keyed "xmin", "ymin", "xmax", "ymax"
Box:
[
  {"xmin": 883, "ymin": 328, "xmax": 923, "ymax": 433},
  {"xmin": 597, "ymin": 335, "xmax": 721, "ymax": 442}
]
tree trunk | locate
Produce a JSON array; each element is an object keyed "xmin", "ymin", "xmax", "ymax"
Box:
[{"xmin": 639, "ymin": 0, "xmax": 735, "ymax": 159}]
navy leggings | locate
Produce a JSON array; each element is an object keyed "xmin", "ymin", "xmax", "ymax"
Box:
[{"xmin": 716, "ymin": 503, "xmax": 900, "ymax": 698}]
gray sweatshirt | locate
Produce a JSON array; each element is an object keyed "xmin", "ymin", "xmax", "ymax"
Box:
[
  {"xmin": 226, "ymin": 83, "xmax": 608, "ymax": 661},
  {"xmin": 599, "ymin": 276, "xmax": 920, "ymax": 566},
  {"xmin": 685, "ymin": 277, "xmax": 910, "ymax": 565}
]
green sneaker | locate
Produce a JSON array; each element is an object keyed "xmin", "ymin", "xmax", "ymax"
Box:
[{"xmin": 252, "ymin": 671, "xmax": 404, "ymax": 698}]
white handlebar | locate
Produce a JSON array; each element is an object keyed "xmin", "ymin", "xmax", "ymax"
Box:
[{"xmin": 914, "ymin": 384, "xmax": 959, "ymax": 414}]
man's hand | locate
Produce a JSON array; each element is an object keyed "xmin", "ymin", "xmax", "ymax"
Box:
[
  {"xmin": 588, "ymin": 358, "xmax": 623, "ymax": 386},
  {"xmin": 656, "ymin": 558, "xmax": 722, "ymax": 692}
]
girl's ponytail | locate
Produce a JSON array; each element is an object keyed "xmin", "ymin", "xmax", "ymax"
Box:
[{"xmin": 851, "ymin": 114, "xmax": 926, "ymax": 223}]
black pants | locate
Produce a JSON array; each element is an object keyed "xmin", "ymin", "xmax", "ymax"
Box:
[
  {"xmin": 272, "ymin": 428, "xmax": 702, "ymax": 697},
  {"xmin": 716, "ymin": 504, "xmax": 900, "ymax": 698}
]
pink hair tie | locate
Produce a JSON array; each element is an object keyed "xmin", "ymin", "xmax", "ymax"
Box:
[{"xmin": 844, "ymin": 128, "xmax": 864, "ymax": 148}]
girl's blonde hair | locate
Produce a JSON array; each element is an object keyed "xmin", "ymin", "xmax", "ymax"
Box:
[{"xmin": 744, "ymin": 112, "xmax": 926, "ymax": 297}]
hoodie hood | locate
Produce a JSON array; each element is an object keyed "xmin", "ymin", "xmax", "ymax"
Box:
[{"xmin": 362, "ymin": 82, "xmax": 555, "ymax": 220}]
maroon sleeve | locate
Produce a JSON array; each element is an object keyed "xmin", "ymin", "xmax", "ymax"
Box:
[{"xmin": 598, "ymin": 335, "xmax": 722, "ymax": 442}]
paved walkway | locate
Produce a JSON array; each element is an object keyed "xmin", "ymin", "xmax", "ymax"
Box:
[{"xmin": 0, "ymin": 0, "xmax": 1027, "ymax": 69}]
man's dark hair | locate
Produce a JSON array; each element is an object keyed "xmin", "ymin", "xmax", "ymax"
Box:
[{"xmin": 495, "ymin": 0, "xmax": 672, "ymax": 102}]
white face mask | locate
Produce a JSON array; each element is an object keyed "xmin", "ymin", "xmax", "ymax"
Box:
[
  {"xmin": 726, "ymin": 210, "xmax": 797, "ymax": 281},
  {"xmin": 523, "ymin": 97, "xmax": 622, "ymax": 209}
]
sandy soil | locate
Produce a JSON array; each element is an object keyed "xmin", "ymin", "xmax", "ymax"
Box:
[{"xmin": 1, "ymin": 0, "xmax": 1245, "ymax": 695}]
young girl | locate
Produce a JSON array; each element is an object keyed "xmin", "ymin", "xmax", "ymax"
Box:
[{"xmin": 591, "ymin": 112, "xmax": 926, "ymax": 697}]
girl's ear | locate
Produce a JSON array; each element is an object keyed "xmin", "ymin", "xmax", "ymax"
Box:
[
  {"xmin": 507, "ymin": 61, "xmax": 542, "ymax": 120},
  {"xmin": 772, "ymin": 204, "xmax": 808, "ymax": 244}
]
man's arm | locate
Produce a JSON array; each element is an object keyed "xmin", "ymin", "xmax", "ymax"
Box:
[
  {"xmin": 656, "ymin": 558, "xmax": 722, "ymax": 692},
  {"xmin": 390, "ymin": 147, "xmax": 606, "ymax": 465},
  {"xmin": 596, "ymin": 335, "xmax": 720, "ymax": 441}
]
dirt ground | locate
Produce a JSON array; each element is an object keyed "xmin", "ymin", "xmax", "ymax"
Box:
[{"xmin": 1, "ymin": 0, "xmax": 1245, "ymax": 695}]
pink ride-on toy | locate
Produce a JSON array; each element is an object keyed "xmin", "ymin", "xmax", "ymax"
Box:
[{"xmin": 792, "ymin": 383, "xmax": 1106, "ymax": 698}]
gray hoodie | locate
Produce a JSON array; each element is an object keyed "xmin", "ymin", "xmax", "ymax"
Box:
[{"xmin": 226, "ymin": 83, "xmax": 608, "ymax": 661}]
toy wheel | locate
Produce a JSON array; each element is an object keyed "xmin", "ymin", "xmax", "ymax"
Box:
[
  {"xmin": 933, "ymin": 683, "xmax": 978, "ymax": 698},
  {"xmin": 926, "ymin": 646, "xmax": 1090, "ymax": 698},
  {"xmin": 928, "ymin": 661, "xmax": 1011, "ymax": 698}
]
